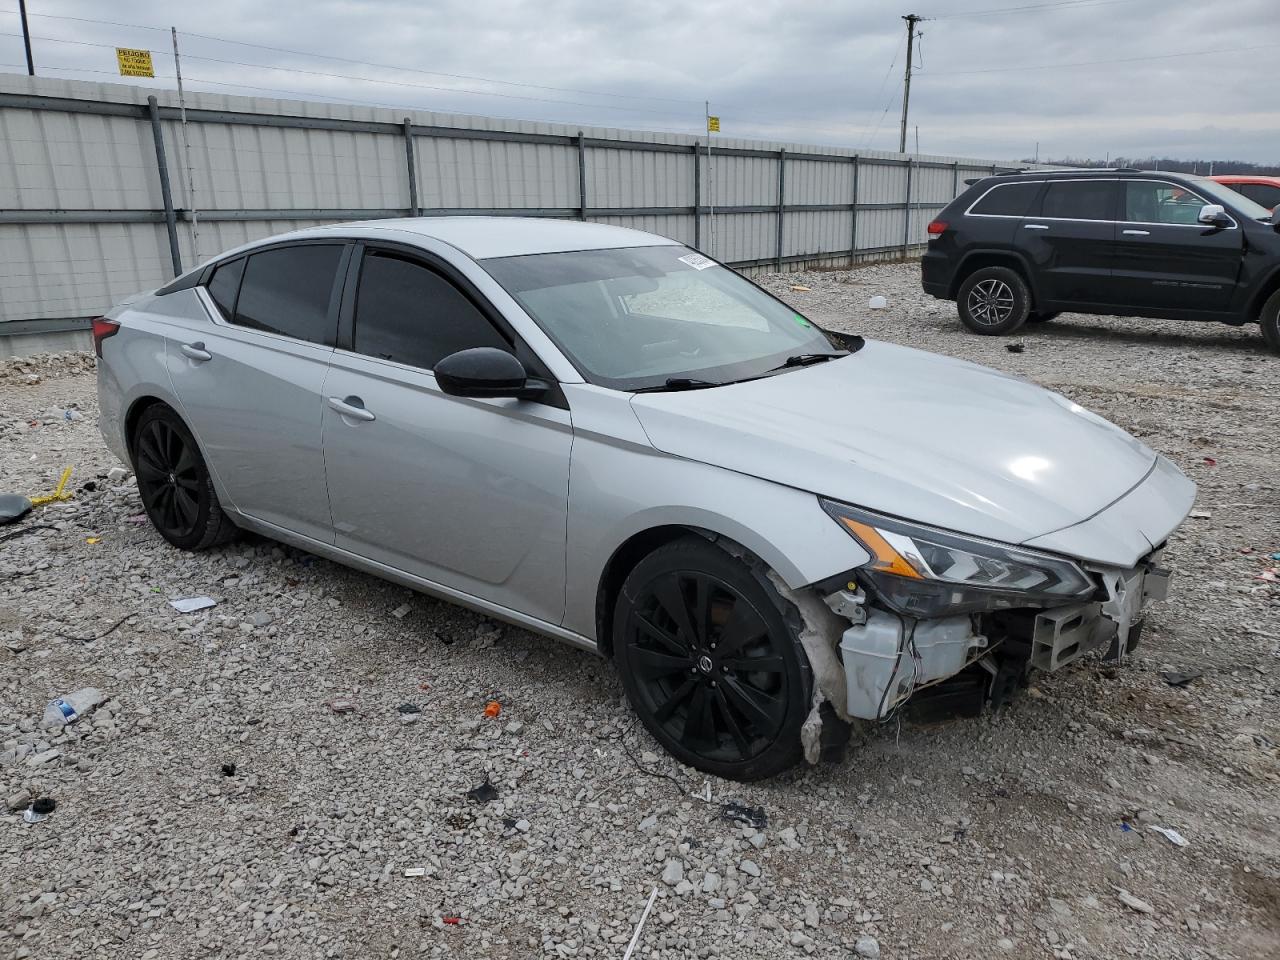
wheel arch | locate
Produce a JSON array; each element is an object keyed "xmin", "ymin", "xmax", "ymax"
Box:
[
  {"xmin": 1245, "ymin": 266, "xmax": 1280, "ymax": 323},
  {"xmin": 123, "ymin": 394, "xmax": 172, "ymax": 464},
  {"xmin": 951, "ymin": 249, "xmax": 1041, "ymax": 305}
]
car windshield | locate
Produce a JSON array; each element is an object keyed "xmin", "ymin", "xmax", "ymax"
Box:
[
  {"xmin": 482, "ymin": 245, "xmax": 845, "ymax": 390},
  {"xmin": 1189, "ymin": 176, "xmax": 1273, "ymax": 222}
]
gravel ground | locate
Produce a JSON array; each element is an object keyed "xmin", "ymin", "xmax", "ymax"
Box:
[{"xmin": 2, "ymin": 262, "xmax": 1278, "ymax": 960}]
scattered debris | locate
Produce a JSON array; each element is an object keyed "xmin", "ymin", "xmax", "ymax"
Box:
[
  {"xmin": 85, "ymin": 536, "xmax": 101, "ymax": 544},
  {"xmin": 169, "ymin": 596, "xmax": 217, "ymax": 613},
  {"xmin": 0, "ymin": 522, "xmax": 55, "ymax": 544},
  {"xmin": 1255, "ymin": 568, "xmax": 1278, "ymax": 583},
  {"xmin": 396, "ymin": 703, "xmax": 421, "ymax": 715},
  {"xmin": 326, "ymin": 697, "xmax": 357, "ymax": 714},
  {"xmin": 106, "ymin": 466, "xmax": 128, "ymax": 483},
  {"xmin": 124, "ymin": 513, "xmax": 148, "ymax": 524},
  {"xmin": 483, "ymin": 700, "xmax": 502, "ymax": 718},
  {"xmin": 465, "ymin": 777, "xmax": 499, "ymax": 804},
  {"xmin": 868, "ymin": 295, "xmax": 888, "ymax": 310},
  {"xmin": 1149, "ymin": 825, "xmax": 1189, "ymax": 847},
  {"xmin": 1203, "ymin": 456, "xmax": 1217, "ymax": 466},
  {"xmin": 621, "ymin": 886, "xmax": 659, "ymax": 960},
  {"xmin": 221, "ymin": 763, "xmax": 237, "ymax": 777},
  {"xmin": 57, "ymin": 613, "xmax": 132, "ymax": 643},
  {"xmin": 23, "ymin": 798, "xmax": 56, "ymax": 824},
  {"xmin": 1006, "ymin": 343, "xmax": 1025, "ymax": 353},
  {"xmin": 719, "ymin": 801, "xmax": 768, "ymax": 830},
  {"xmin": 0, "ymin": 493, "xmax": 33, "ymax": 525},
  {"xmin": 1161, "ymin": 669, "xmax": 1203, "ymax": 687},
  {"xmin": 403, "ymin": 867, "xmax": 426, "ymax": 877},
  {"xmin": 391, "ymin": 603, "xmax": 411, "ymax": 619},
  {"xmin": 441, "ymin": 916, "xmax": 462, "ymax": 926},
  {"xmin": 789, "ymin": 284, "xmax": 811, "ymax": 292},
  {"xmin": 42, "ymin": 687, "xmax": 105, "ymax": 729},
  {"xmin": 1116, "ymin": 889, "xmax": 1156, "ymax": 914},
  {"xmin": 29, "ymin": 466, "xmax": 74, "ymax": 507},
  {"xmin": 1188, "ymin": 510, "xmax": 1212, "ymax": 519}
]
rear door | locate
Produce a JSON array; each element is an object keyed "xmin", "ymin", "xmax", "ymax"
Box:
[
  {"xmin": 1016, "ymin": 178, "xmax": 1119, "ymax": 307},
  {"xmin": 169, "ymin": 241, "xmax": 349, "ymax": 543},
  {"xmin": 321, "ymin": 243, "xmax": 573, "ymax": 625},
  {"xmin": 1110, "ymin": 180, "xmax": 1242, "ymax": 312}
]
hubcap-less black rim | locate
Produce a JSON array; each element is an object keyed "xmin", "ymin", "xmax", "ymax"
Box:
[
  {"xmin": 625, "ymin": 571, "xmax": 787, "ymax": 763},
  {"xmin": 136, "ymin": 420, "xmax": 201, "ymax": 537},
  {"xmin": 967, "ymin": 278, "xmax": 1015, "ymax": 326}
]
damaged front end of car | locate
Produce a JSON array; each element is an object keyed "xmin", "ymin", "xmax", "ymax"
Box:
[{"xmin": 786, "ymin": 499, "xmax": 1177, "ymax": 754}]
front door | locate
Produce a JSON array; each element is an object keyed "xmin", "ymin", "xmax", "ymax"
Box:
[
  {"xmin": 321, "ymin": 246, "xmax": 573, "ymax": 626},
  {"xmin": 167, "ymin": 242, "xmax": 348, "ymax": 543},
  {"xmin": 1016, "ymin": 178, "xmax": 1119, "ymax": 308},
  {"xmin": 1110, "ymin": 179, "xmax": 1243, "ymax": 312}
]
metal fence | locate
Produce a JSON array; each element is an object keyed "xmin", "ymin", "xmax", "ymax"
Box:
[{"xmin": 0, "ymin": 73, "xmax": 1029, "ymax": 339}]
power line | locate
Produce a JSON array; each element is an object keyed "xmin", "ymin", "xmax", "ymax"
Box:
[
  {"xmin": 931, "ymin": 0, "xmax": 1148, "ymax": 19},
  {"xmin": 924, "ymin": 41, "xmax": 1280, "ymax": 76},
  {"xmin": 0, "ymin": 7, "xmax": 704, "ymax": 106}
]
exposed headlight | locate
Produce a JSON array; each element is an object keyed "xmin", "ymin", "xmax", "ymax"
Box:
[{"xmin": 820, "ymin": 499, "xmax": 1096, "ymax": 617}]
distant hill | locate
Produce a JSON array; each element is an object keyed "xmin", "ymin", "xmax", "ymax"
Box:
[{"xmin": 1027, "ymin": 156, "xmax": 1280, "ymax": 176}]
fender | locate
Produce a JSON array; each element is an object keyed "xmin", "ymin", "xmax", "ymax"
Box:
[{"xmin": 953, "ymin": 247, "xmax": 1043, "ymax": 305}]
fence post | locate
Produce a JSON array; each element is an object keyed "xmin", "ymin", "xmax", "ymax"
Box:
[
  {"xmin": 147, "ymin": 95, "xmax": 183, "ymax": 277},
  {"xmin": 850, "ymin": 155, "xmax": 859, "ymax": 266},
  {"xmin": 775, "ymin": 148, "xmax": 786, "ymax": 271},
  {"xmin": 692, "ymin": 142, "xmax": 701, "ymax": 250},
  {"xmin": 403, "ymin": 118, "xmax": 418, "ymax": 216},
  {"xmin": 577, "ymin": 131, "xmax": 587, "ymax": 221},
  {"xmin": 902, "ymin": 158, "xmax": 913, "ymax": 259}
]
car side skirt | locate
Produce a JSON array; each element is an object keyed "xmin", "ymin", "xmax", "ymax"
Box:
[{"xmin": 233, "ymin": 513, "xmax": 601, "ymax": 656}]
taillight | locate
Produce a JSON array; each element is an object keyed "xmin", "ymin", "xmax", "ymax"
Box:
[
  {"xmin": 91, "ymin": 317, "xmax": 120, "ymax": 358},
  {"xmin": 927, "ymin": 220, "xmax": 948, "ymax": 236}
]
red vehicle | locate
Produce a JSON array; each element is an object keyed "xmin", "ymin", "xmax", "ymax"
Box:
[{"xmin": 1211, "ymin": 175, "xmax": 1280, "ymax": 213}]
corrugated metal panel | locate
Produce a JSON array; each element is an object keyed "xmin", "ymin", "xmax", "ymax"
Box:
[
  {"xmin": 784, "ymin": 210, "xmax": 852, "ymax": 258},
  {"xmin": 785, "ymin": 159, "xmax": 855, "ymax": 206},
  {"xmin": 589, "ymin": 148, "xmax": 691, "ymax": 208},
  {"xmin": 417, "ymin": 139, "xmax": 578, "ymax": 208}
]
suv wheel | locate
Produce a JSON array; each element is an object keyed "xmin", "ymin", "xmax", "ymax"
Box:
[
  {"xmin": 957, "ymin": 267, "xmax": 1031, "ymax": 335},
  {"xmin": 1261, "ymin": 290, "xmax": 1280, "ymax": 354},
  {"xmin": 133, "ymin": 404, "xmax": 238, "ymax": 550},
  {"xmin": 613, "ymin": 538, "xmax": 813, "ymax": 781}
]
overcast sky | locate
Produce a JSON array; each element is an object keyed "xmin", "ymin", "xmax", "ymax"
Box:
[{"xmin": 2, "ymin": 0, "xmax": 1277, "ymax": 162}]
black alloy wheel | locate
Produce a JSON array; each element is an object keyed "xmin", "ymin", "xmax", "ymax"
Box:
[
  {"xmin": 132, "ymin": 404, "xmax": 237, "ymax": 550},
  {"xmin": 614, "ymin": 538, "xmax": 810, "ymax": 780},
  {"xmin": 956, "ymin": 265, "xmax": 1031, "ymax": 335}
]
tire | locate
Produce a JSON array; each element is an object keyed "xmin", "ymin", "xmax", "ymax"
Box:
[
  {"xmin": 1026, "ymin": 311, "xmax": 1060, "ymax": 324},
  {"xmin": 132, "ymin": 404, "xmax": 238, "ymax": 551},
  {"xmin": 1261, "ymin": 290, "xmax": 1280, "ymax": 354},
  {"xmin": 613, "ymin": 537, "xmax": 813, "ymax": 781},
  {"xmin": 956, "ymin": 266, "xmax": 1031, "ymax": 335}
]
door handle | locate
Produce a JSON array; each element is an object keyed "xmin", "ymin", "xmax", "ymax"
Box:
[
  {"xmin": 327, "ymin": 396, "xmax": 375, "ymax": 422},
  {"xmin": 1023, "ymin": 223, "xmax": 1049, "ymax": 230},
  {"xmin": 1122, "ymin": 229, "xmax": 1151, "ymax": 236},
  {"xmin": 180, "ymin": 341, "xmax": 212, "ymax": 362}
]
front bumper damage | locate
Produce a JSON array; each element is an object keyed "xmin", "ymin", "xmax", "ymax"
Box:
[{"xmin": 796, "ymin": 550, "xmax": 1172, "ymax": 729}]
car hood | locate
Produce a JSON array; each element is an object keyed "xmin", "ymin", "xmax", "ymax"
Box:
[{"xmin": 629, "ymin": 340, "xmax": 1158, "ymax": 548}]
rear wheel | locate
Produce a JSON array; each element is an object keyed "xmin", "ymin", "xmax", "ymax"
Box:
[
  {"xmin": 613, "ymin": 538, "xmax": 812, "ymax": 781},
  {"xmin": 1261, "ymin": 290, "xmax": 1280, "ymax": 354},
  {"xmin": 957, "ymin": 266, "xmax": 1031, "ymax": 335},
  {"xmin": 132, "ymin": 405, "xmax": 238, "ymax": 550}
]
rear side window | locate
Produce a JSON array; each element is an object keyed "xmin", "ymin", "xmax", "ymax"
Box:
[
  {"xmin": 1235, "ymin": 182, "xmax": 1280, "ymax": 210},
  {"xmin": 232, "ymin": 245, "xmax": 344, "ymax": 345},
  {"xmin": 1037, "ymin": 180, "xmax": 1117, "ymax": 221},
  {"xmin": 205, "ymin": 258, "xmax": 245, "ymax": 320},
  {"xmin": 353, "ymin": 252, "xmax": 510, "ymax": 370},
  {"xmin": 968, "ymin": 182, "xmax": 1041, "ymax": 217}
]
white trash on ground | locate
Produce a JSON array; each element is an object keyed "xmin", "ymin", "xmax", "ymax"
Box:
[{"xmin": 42, "ymin": 687, "xmax": 105, "ymax": 729}]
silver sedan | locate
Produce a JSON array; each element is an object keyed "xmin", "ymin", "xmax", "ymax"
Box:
[{"xmin": 95, "ymin": 218, "xmax": 1194, "ymax": 780}]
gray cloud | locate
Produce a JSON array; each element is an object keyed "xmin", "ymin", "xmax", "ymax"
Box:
[{"xmin": 2, "ymin": 0, "xmax": 1276, "ymax": 161}]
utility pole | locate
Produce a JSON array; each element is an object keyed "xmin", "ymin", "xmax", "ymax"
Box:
[
  {"xmin": 18, "ymin": 0, "xmax": 35, "ymax": 75},
  {"xmin": 898, "ymin": 13, "xmax": 921, "ymax": 154}
]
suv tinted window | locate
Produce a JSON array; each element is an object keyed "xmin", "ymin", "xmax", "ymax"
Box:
[
  {"xmin": 206, "ymin": 257, "xmax": 245, "ymax": 320},
  {"xmin": 233, "ymin": 245, "xmax": 344, "ymax": 344},
  {"xmin": 969, "ymin": 181, "xmax": 1041, "ymax": 217},
  {"xmin": 1123, "ymin": 181, "xmax": 1208, "ymax": 225},
  {"xmin": 353, "ymin": 252, "xmax": 509, "ymax": 369},
  {"xmin": 1037, "ymin": 180, "xmax": 1116, "ymax": 221},
  {"xmin": 1235, "ymin": 182, "xmax": 1280, "ymax": 210}
]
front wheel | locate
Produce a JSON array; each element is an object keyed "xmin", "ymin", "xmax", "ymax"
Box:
[
  {"xmin": 613, "ymin": 538, "xmax": 812, "ymax": 781},
  {"xmin": 132, "ymin": 404, "xmax": 238, "ymax": 550},
  {"xmin": 957, "ymin": 266, "xmax": 1031, "ymax": 335},
  {"xmin": 1261, "ymin": 290, "xmax": 1280, "ymax": 354}
]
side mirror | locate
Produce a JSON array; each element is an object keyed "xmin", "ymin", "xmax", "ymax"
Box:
[
  {"xmin": 1198, "ymin": 203, "xmax": 1231, "ymax": 228},
  {"xmin": 433, "ymin": 347, "xmax": 548, "ymax": 400}
]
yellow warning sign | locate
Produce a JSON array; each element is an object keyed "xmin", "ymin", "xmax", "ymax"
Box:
[
  {"xmin": 706, "ymin": 116, "xmax": 720, "ymax": 133},
  {"xmin": 116, "ymin": 48, "xmax": 155, "ymax": 78}
]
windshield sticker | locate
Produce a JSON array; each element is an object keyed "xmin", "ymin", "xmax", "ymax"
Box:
[
  {"xmin": 793, "ymin": 314, "xmax": 812, "ymax": 328},
  {"xmin": 677, "ymin": 252, "xmax": 715, "ymax": 271}
]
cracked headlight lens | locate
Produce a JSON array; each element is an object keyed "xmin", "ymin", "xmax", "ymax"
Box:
[{"xmin": 820, "ymin": 499, "xmax": 1095, "ymax": 617}]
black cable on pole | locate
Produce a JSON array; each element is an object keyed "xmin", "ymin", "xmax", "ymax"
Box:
[{"xmin": 17, "ymin": 0, "xmax": 32, "ymax": 74}]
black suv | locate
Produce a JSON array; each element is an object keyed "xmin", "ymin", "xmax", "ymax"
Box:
[{"xmin": 921, "ymin": 169, "xmax": 1280, "ymax": 352}]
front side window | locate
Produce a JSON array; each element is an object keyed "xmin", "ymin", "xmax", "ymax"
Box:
[
  {"xmin": 1037, "ymin": 180, "xmax": 1117, "ymax": 221},
  {"xmin": 969, "ymin": 181, "xmax": 1041, "ymax": 217},
  {"xmin": 352, "ymin": 252, "xmax": 509, "ymax": 369},
  {"xmin": 232, "ymin": 244, "xmax": 344, "ymax": 345},
  {"xmin": 483, "ymin": 245, "xmax": 844, "ymax": 391},
  {"xmin": 1123, "ymin": 181, "xmax": 1210, "ymax": 225}
]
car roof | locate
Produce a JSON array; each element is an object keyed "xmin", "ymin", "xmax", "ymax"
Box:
[
  {"xmin": 982, "ymin": 168, "xmax": 1207, "ymax": 184},
  {"xmin": 229, "ymin": 216, "xmax": 678, "ymax": 261},
  {"xmin": 1210, "ymin": 174, "xmax": 1280, "ymax": 186}
]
